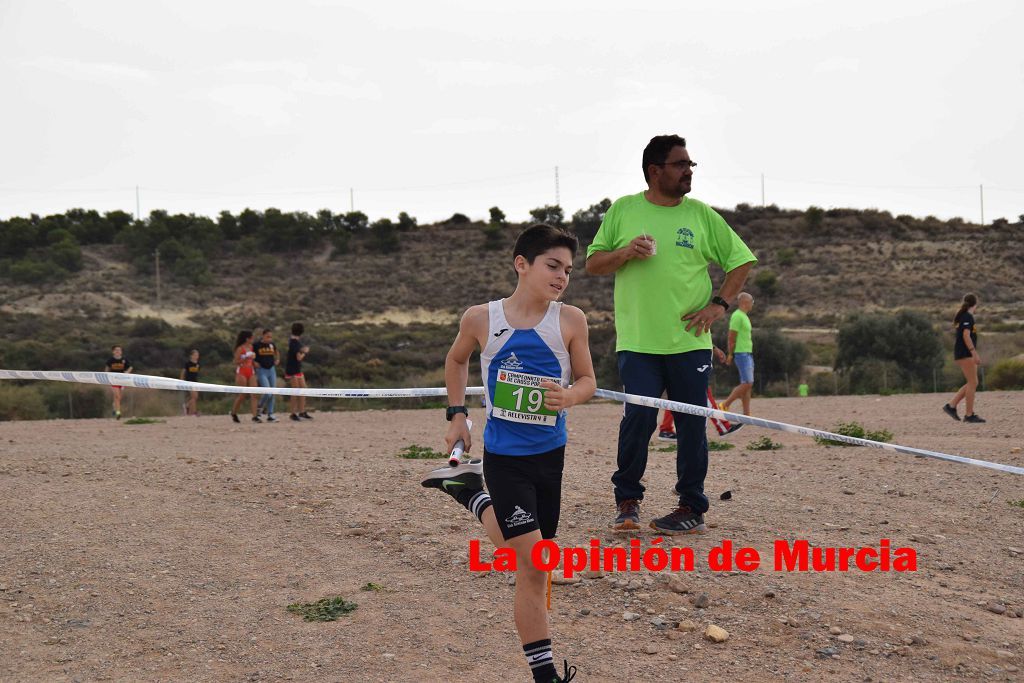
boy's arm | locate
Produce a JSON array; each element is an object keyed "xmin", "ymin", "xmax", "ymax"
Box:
[
  {"xmin": 542, "ymin": 306, "xmax": 596, "ymax": 410},
  {"xmin": 180, "ymin": 369, "xmax": 186, "ymax": 380},
  {"xmin": 444, "ymin": 305, "xmax": 486, "ymax": 453}
]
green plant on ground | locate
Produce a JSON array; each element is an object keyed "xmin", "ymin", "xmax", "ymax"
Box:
[
  {"xmin": 814, "ymin": 421, "xmax": 893, "ymax": 447},
  {"xmin": 1008, "ymin": 499, "xmax": 1024, "ymax": 509},
  {"xmin": 747, "ymin": 436, "xmax": 782, "ymax": 451},
  {"xmin": 708, "ymin": 440, "xmax": 735, "ymax": 451},
  {"xmin": 361, "ymin": 582, "xmax": 385, "ymax": 591},
  {"xmin": 286, "ymin": 596, "xmax": 357, "ymax": 622},
  {"xmin": 123, "ymin": 417, "xmax": 165, "ymax": 425},
  {"xmin": 397, "ymin": 444, "xmax": 446, "ymax": 459}
]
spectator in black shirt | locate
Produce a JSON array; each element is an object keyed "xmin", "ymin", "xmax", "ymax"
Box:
[
  {"xmin": 252, "ymin": 329, "xmax": 280, "ymax": 422},
  {"xmin": 180, "ymin": 349, "xmax": 201, "ymax": 417},
  {"xmin": 943, "ymin": 293, "xmax": 985, "ymax": 423},
  {"xmin": 285, "ymin": 322, "xmax": 312, "ymax": 421},
  {"xmin": 104, "ymin": 345, "xmax": 133, "ymax": 419}
]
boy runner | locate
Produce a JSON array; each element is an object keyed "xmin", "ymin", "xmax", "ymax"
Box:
[
  {"xmin": 104, "ymin": 345, "xmax": 133, "ymax": 419},
  {"xmin": 421, "ymin": 224, "xmax": 594, "ymax": 683}
]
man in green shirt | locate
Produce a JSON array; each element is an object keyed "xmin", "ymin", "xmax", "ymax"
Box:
[
  {"xmin": 586, "ymin": 134, "xmax": 756, "ymax": 534},
  {"xmin": 721, "ymin": 292, "xmax": 755, "ymax": 416}
]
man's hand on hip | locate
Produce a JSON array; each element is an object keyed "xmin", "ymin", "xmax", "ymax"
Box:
[{"xmin": 682, "ymin": 303, "xmax": 726, "ymax": 336}]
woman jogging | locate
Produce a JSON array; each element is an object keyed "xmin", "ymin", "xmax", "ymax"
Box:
[
  {"xmin": 943, "ymin": 293, "xmax": 985, "ymax": 424},
  {"xmin": 230, "ymin": 330, "xmax": 260, "ymax": 423}
]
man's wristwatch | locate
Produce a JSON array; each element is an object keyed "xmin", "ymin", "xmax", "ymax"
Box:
[
  {"xmin": 446, "ymin": 405, "xmax": 469, "ymax": 421},
  {"xmin": 711, "ymin": 295, "xmax": 730, "ymax": 311}
]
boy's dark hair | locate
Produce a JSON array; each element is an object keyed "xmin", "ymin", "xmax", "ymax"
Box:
[
  {"xmin": 642, "ymin": 134, "xmax": 687, "ymax": 183},
  {"xmin": 512, "ymin": 223, "xmax": 578, "ymax": 264},
  {"xmin": 111, "ymin": 345, "xmax": 121, "ymax": 352},
  {"xmin": 291, "ymin": 322, "xmax": 304, "ymax": 336},
  {"xmin": 261, "ymin": 328, "xmax": 271, "ymax": 335}
]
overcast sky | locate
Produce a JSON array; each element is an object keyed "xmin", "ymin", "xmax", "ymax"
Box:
[{"xmin": 1, "ymin": 0, "xmax": 1021, "ymax": 225}]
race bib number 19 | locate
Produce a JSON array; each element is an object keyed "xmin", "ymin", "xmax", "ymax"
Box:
[{"xmin": 493, "ymin": 370, "xmax": 560, "ymax": 425}]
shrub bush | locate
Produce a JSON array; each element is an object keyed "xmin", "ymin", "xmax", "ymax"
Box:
[{"xmin": 988, "ymin": 359, "xmax": 1024, "ymax": 390}]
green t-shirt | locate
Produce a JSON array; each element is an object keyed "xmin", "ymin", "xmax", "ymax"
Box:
[
  {"xmin": 587, "ymin": 193, "xmax": 757, "ymax": 354},
  {"xmin": 729, "ymin": 309, "xmax": 753, "ymax": 353}
]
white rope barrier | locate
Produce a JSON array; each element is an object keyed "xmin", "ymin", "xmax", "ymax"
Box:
[{"xmin": 1, "ymin": 369, "xmax": 1020, "ymax": 476}]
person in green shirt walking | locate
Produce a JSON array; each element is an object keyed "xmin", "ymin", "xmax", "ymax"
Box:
[
  {"xmin": 585, "ymin": 134, "xmax": 756, "ymax": 535},
  {"xmin": 721, "ymin": 292, "xmax": 755, "ymax": 416}
]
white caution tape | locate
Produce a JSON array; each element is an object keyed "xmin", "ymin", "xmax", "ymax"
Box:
[
  {"xmin": 0, "ymin": 369, "xmax": 485, "ymax": 399},
  {"xmin": 1, "ymin": 369, "xmax": 1020, "ymax": 476},
  {"xmin": 594, "ymin": 388, "xmax": 1024, "ymax": 476}
]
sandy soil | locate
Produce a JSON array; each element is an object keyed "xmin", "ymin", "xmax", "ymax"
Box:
[{"xmin": 1, "ymin": 392, "xmax": 1023, "ymax": 682}]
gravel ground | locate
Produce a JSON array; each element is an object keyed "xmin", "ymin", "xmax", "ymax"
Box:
[{"xmin": 1, "ymin": 392, "xmax": 1023, "ymax": 682}]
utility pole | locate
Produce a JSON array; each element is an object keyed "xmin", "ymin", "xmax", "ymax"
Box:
[
  {"xmin": 760, "ymin": 173, "xmax": 765, "ymax": 207},
  {"xmin": 555, "ymin": 166, "xmax": 560, "ymax": 206},
  {"xmin": 979, "ymin": 184, "xmax": 985, "ymax": 225},
  {"xmin": 350, "ymin": 188, "xmax": 354, "ymax": 212},
  {"xmin": 154, "ymin": 248, "xmax": 162, "ymax": 310},
  {"xmin": 136, "ymin": 185, "xmax": 141, "ymax": 220}
]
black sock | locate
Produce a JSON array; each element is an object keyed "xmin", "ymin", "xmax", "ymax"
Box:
[
  {"xmin": 454, "ymin": 489, "xmax": 492, "ymax": 522},
  {"xmin": 524, "ymin": 639, "xmax": 556, "ymax": 682}
]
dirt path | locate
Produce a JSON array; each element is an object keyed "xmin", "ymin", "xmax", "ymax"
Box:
[{"xmin": 1, "ymin": 393, "xmax": 1022, "ymax": 681}]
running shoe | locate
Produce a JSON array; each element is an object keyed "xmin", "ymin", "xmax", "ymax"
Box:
[
  {"xmin": 115, "ymin": 410, "xmax": 121, "ymax": 420},
  {"xmin": 230, "ymin": 412, "xmax": 240, "ymax": 423},
  {"xmin": 290, "ymin": 413, "xmax": 301, "ymax": 422},
  {"xmin": 299, "ymin": 411, "xmax": 314, "ymax": 420},
  {"xmin": 650, "ymin": 505, "xmax": 706, "ymax": 534},
  {"xmin": 724, "ymin": 423, "xmax": 743, "ymax": 435},
  {"xmin": 266, "ymin": 414, "xmax": 278, "ymax": 423},
  {"xmin": 942, "ymin": 404, "xmax": 960, "ymax": 421},
  {"xmin": 964, "ymin": 413, "xmax": 986, "ymax": 423},
  {"xmin": 612, "ymin": 499, "xmax": 641, "ymax": 531},
  {"xmin": 656, "ymin": 430, "xmax": 676, "ymax": 442},
  {"xmin": 251, "ymin": 415, "xmax": 262, "ymax": 423},
  {"xmin": 553, "ymin": 659, "xmax": 577, "ymax": 682},
  {"xmin": 420, "ymin": 459, "xmax": 484, "ymax": 493}
]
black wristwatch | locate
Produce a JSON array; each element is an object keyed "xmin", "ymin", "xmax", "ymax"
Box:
[
  {"xmin": 711, "ymin": 295, "xmax": 730, "ymax": 311},
  {"xmin": 446, "ymin": 405, "xmax": 469, "ymax": 421}
]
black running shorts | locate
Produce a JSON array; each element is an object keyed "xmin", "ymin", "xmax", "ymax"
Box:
[{"xmin": 483, "ymin": 445, "xmax": 565, "ymax": 541}]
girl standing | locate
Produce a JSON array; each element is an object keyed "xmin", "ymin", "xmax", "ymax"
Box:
[{"xmin": 230, "ymin": 331, "xmax": 261, "ymax": 423}]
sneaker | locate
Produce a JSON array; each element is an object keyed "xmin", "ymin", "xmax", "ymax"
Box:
[
  {"xmin": 656, "ymin": 430, "xmax": 676, "ymax": 442},
  {"xmin": 650, "ymin": 505, "xmax": 706, "ymax": 534},
  {"xmin": 942, "ymin": 404, "xmax": 960, "ymax": 421},
  {"xmin": 299, "ymin": 411, "xmax": 314, "ymax": 420},
  {"xmin": 115, "ymin": 410, "xmax": 121, "ymax": 420},
  {"xmin": 290, "ymin": 413, "xmax": 301, "ymax": 422},
  {"xmin": 266, "ymin": 414, "xmax": 279, "ymax": 423},
  {"xmin": 724, "ymin": 423, "xmax": 743, "ymax": 435},
  {"xmin": 964, "ymin": 413, "xmax": 986, "ymax": 423},
  {"xmin": 420, "ymin": 459, "xmax": 484, "ymax": 494},
  {"xmin": 251, "ymin": 415, "xmax": 262, "ymax": 423},
  {"xmin": 230, "ymin": 412, "xmax": 240, "ymax": 423},
  {"xmin": 612, "ymin": 499, "xmax": 641, "ymax": 532}
]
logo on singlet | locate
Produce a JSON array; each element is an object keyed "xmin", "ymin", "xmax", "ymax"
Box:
[
  {"xmin": 499, "ymin": 352, "xmax": 524, "ymax": 370},
  {"xmin": 494, "ymin": 328, "xmax": 509, "ymax": 338}
]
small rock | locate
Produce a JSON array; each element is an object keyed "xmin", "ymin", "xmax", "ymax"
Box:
[
  {"xmin": 829, "ymin": 626, "xmax": 842, "ymax": 635},
  {"xmin": 643, "ymin": 644, "xmax": 659, "ymax": 655},
  {"xmin": 841, "ymin": 489, "xmax": 854, "ymax": 495},
  {"xmin": 691, "ymin": 593, "xmax": 710, "ymax": 609},
  {"xmin": 676, "ymin": 620, "xmax": 698, "ymax": 632},
  {"xmin": 763, "ymin": 590, "xmax": 776, "ymax": 599},
  {"xmin": 986, "ymin": 603, "xmax": 1007, "ymax": 615},
  {"xmin": 837, "ymin": 634, "xmax": 855, "ymax": 643},
  {"xmin": 667, "ymin": 577, "xmax": 689, "ymax": 594},
  {"xmin": 579, "ymin": 608, "xmax": 591, "ymax": 616},
  {"xmin": 995, "ymin": 650, "xmax": 1014, "ymax": 659},
  {"xmin": 816, "ymin": 647, "xmax": 839, "ymax": 658},
  {"xmin": 786, "ymin": 617, "xmax": 801, "ymax": 628},
  {"xmin": 704, "ymin": 625, "xmax": 729, "ymax": 643},
  {"xmin": 623, "ymin": 612, "xmax": 640, "ymax": 621},
  {"xmin": 666, "ymin": 631, "xmax": 681, "ymax": 641},
  {"xmin": 551, "ymin": 575, "xmax": 580, "ymax": 585},
  {"xmin": 667, "ymin": 654, "xmax": 678, "ymax": 661}
]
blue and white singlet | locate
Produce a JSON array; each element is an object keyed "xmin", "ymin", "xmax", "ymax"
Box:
[{"xmin": 480, "ymin": 299, "xmax": 572, "ymax": 456}]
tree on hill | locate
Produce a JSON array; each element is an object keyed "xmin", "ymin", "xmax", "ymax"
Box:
[{"xmin": 529, "ymin": 204, "xmax": 564, "ymax": 226}]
